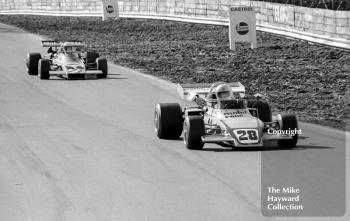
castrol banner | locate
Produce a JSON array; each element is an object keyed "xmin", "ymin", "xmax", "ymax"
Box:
[{"xmin": 229, "ymin": 6, "xmax": 257, "ymax": 50}]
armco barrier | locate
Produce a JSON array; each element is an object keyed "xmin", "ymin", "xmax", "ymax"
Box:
[{"xmin": 0, "ymin": 0, "xmax": 349, "ymax": 49}]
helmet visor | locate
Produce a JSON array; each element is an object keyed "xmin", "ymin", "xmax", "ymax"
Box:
[{"xmin": 217, "ymin": 91, "xmax": 231, "ymax": 99}]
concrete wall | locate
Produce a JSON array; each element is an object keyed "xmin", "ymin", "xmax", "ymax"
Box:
[
  {"xmin": 254, "ymin": 1, "xmax": 350, "ymax": 41},
  {"xmin": 0, "ymin": 0, "xmax": 103, "ymax": 13},
  {"xmin": 0, "ymin": 0, "xmax": 349, "ymax": 46}
]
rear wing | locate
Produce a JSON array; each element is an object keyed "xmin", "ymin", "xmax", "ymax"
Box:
[
  {"xmin": 177, "ymin": 82, "xmax": 245, "ymax": 101},
  {"xmin": 63, "ymin": 41, "xmax": 86, "ymax": 47},
  {"xmin": 41, "ymin": 40, "xmax": 61, "ymax": 47}
]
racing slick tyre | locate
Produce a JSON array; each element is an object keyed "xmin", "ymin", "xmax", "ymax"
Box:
[
  {"xmin": 278, "ymin": 114, "xmax": 298, "ymax": 148},
  {"xmin": 26, "ymin": 53, "xmax": 41, "ymax": 75},
  {"xmin": 85, "ymin": 51, "xmax": 99, "ymax": 64},
  {"xmin": 38, "ymin": 59, "xmax": 50, "ymax": 80},
  {"xmin": 248, "ymin": 100, "xmax": 272, "ymax": 122},
  {"xmin": 183, "ymin": 116, "xmax": 205, "ymax": 150},
  {"xmin": 154, "ymin": 103, "xmax": 183, "ymax": 139},
  {"xmin": 97, "ymin": 58, "xmax": 108, "ymax": 78}
]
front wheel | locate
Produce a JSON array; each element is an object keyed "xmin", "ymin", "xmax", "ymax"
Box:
[
  {"xmin": 97, "ymin": 58, "xmax": 108, "ymax": 78},
  {"xmin": 278, "ymin": 114, "xmax": 299, "ymax": 148},
  {"xmin": 183, "ymin": 116, "xmax": 205, "ymax": 150},
  {"xmin": 26, "ymin": 53, "xmax": 41, "ymax": 75},
  {"xmin": 38, "ymin": 59, "xmax": 50, "ymax": 80}
]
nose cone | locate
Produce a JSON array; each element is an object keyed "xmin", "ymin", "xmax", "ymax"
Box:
[
  {"xmin": 217, "ymin": 109, "xmax": 262, "ymax": 129},
  {"xmin": 224, "ymin": 117, "xmax": 261, "ymax": 129}
]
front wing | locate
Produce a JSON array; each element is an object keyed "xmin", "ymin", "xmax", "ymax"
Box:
[
  {"xmin": 201, "ymin": 131, "xmax": 294, "ymax": 147},
  {"xmin": 49, "ymin": 70, "xmax": 103, "ymax": 79}
]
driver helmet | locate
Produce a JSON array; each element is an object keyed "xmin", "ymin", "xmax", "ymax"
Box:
[
  {"xmin": 216, "ymin": 84, "xmax": 232, "ymax": 101},
  {"xmin": 64, "ymin": 46, "xmax": 73, "ymax": 52}
]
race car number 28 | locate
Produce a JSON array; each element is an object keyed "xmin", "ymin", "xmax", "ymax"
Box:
[{"xmin": 234, "ymin": 129, "xmax": 259, "ymax": 144}]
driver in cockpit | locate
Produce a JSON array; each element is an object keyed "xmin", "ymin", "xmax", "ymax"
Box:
[
  {"xmin": 216, "ymin": 84, "xmax": 245, "ymax": 109},
  {"xmin": 63, "ymin": 46, "xmax": 83, "ymax": 58},
  {"xmin": 47, "ymin": 47, "xmax": 56, "ymax": 59}
]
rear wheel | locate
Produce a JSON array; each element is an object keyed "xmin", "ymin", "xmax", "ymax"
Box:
[
  {"xmin": 85, "ymin": 51, "xmax": 99, "ymax": 64},
  {"xmin": 26, "ymin": 53, "xmax": 41, "ymax": 75},
  {"xmin": 278, "ymin": 114, "xmax": 299, "ymax": 148},
  {"xmin": 183, "ymin": 116, "xmax": 205, "ymax": 150},
  {"xmin": 38, "ymin": 59, "xmax": 50, "ymax": 80},
  {"xmin": 248, "ymin": 100, "xmax": 272, "ymax": 122},
  {"xmin": 97, "ymin": 58, "xmax": 108, "ymax": 78},
  {"xmin": 154, "ymin": 103, "xmax": 183, "ymax": 139}
]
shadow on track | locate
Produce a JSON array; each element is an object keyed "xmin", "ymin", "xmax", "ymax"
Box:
[
  {"xmin": 200, "ymin": 144, "xmax": 334, "ymax": 152},
  {"xmin": 102, "ymin": 77, "xmax": 128, "ymax": 80},
  {"xmin": 30, "ymin": 76, "xmax": 128, "ymax": 80}
]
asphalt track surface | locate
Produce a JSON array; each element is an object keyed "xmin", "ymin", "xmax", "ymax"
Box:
[{"xmin": 0, "ymin": 23, "xmax": 349, "ymax": 221}]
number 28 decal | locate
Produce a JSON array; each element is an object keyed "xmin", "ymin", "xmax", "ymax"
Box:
[{"xmin": 233, "ymin": 129, "xmax": 259, "ymax": 144}]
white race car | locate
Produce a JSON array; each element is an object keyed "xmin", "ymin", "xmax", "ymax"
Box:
[
  {"xmin": 26, "ymin": 40, "xmax": 107, "ymax": 79},
  {"xmin": 154, "ymin": 82, "xmax": 299, "ymax": 150}
]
